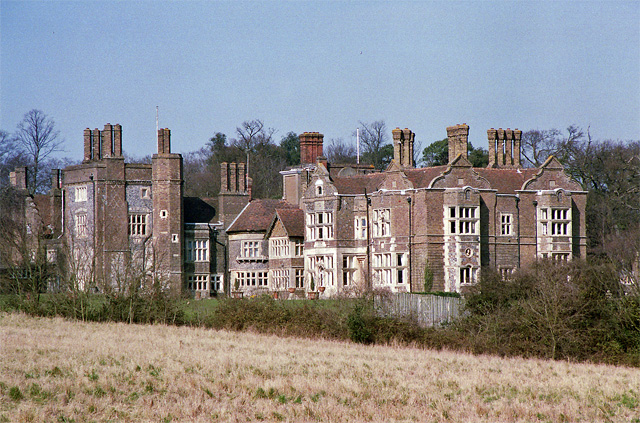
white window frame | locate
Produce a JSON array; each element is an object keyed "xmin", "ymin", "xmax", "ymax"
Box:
[
  {"xmin": 396, "ymin": 253, "xmax": 407, "ymax": 284},
  {"xmin": 372, "ymin": 209, "xmax": 390, "ymax": 238},
  {"xmin": 211, "ymin": 274, "xmax": 222, "ymax": 291},
  {"xmin": 307, "ymin": 211, "xmax": 334, "ymax": 241},
  {"xmin": 550, "ymin": 208, "xmax": 570, "ymax": 236},
  {"xmin": 187, "ymin": 274, "xmax": 209, "ymax": 291},
  {"xmin": 373, "ymin": 253, "xmax": 393, "ymax": 285},
  {"xmin": 270, "ymin": 237, "xmax": 290, "ymax": 258},
  {"xmin": 195, "ymin": 240, "xmax": 208, "ymax": 262},
  {"xmin": 460, "ymin": 266, "xmax": 478, "ymax": 285},
  {"xmin": 75, "ymin": 186, "xmax": 87, "ymax": 202},
  {"xmin": 241, "ymin": 240, "xmax": 261, "ymax": 258},
  {"xmin": 234, "ymin": 271, "xmax": 268, "ymax": 287},
  {"xmin": 270, "ymin": 269, "xmax": 289, "ymax": 289},
  {"xmin": 186, "ymin": 239, "xmax": 209, "ymax": 262},
  {"xmin": 343, "ymin": 255, "xmax": 357, "ymax": 286},
  {"xmin": 295, "ymin": 269, "xmax": 304, "ymax": 288},
  {"xmin": 354, "ymin": 216, "xmax": 367, "ymax": 239},
  {"xmin": 75, "ymin": 213, "xmax": 87, "ymax": 238},
  {"xmin": 447, "ymin": 206, "xmax": 479, "ymax": 235},
  {"xmin": 500, "ymin": 213, "xmax": 512, "ymax": 236},
  {"xmin": 309, "ymin": 255, "xmax": 334, "ymax": 287}
]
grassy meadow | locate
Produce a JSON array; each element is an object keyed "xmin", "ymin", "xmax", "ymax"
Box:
[{"xmin": 1, "ymin": 313, "xmax": 639, "ymax": 422}]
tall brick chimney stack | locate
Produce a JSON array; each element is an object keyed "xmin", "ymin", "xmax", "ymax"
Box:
[
  {"xmin": 299, "ymin": 132, "xmax": 324, "ymax": 164},
  {"xmin": 487, "ymin": 127, "xmax": 522, "ymax": 168},
  {"xmin": 446, "ymin": 124, "xmax": 469, "ymax": 163},
  {"xmin": 497, "ymin": 128, "xmax": 505, "ymax": 167},
  {"xmin": 229, "ymin": 162, "xmax": 237, "ymax": 192},
  {"xmin": 513, "ymin": 129, "xmax": 522, "ymax": 167},
  {"xmin": 238, "ymin": 162, "xmax": 246, "ymax": 192},
  {"xmin": 392, "ymin": 128, "xmax": 415, "ymax": 168},
  {"xmin": 505, "ymin": 129, "xmax": 514, "ymax": 167},
  {"xmin": 220, "ymin": 162, "xmax": 228, "ymax": 192},
  {"xmin": 403, "ymin": 128, "xmax": 414, "ymax": 168},
  {"xmin": 157, "ymin": 128, "xmax": 171, "ymax": 154},
  {"xmin": 113, "ymin": 124, "xmax": 122, "ymax": 157},
  {"xmin": 102, "ymin": 124, "xmax": 113, "ymax": 158},
  {"xmin": 487, "ymin": 128, "xmax": 497, "ymax": 168},
  {"xmin": 83, "ymin": 128, "xmax": 92, "ymax": 162},
  {"xmin": 92, "ymin": 129, "xmax": 101, "ymax": 160}
]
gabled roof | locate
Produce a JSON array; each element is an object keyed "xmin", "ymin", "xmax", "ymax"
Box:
[
  {"xmin": 275, "ymin": 208, "xmax": 304, "ymax": 237},
  {"xmin": 265, "ymin": 208, "xmax": 305, "ymax": 239},
  {"xmin": 227, "ymin": 199, "xmax": 298, "ymax": 233}
]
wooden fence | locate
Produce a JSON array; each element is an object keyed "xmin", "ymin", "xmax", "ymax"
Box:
[{"xmin": 374, "ymin": 293, "xmax": 464, "ymax": 327}]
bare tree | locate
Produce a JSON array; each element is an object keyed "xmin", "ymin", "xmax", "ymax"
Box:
[
  {"xmin": 233, "ymin": 119, "xmax": 276, "ymax": 186},
  {"xmin": 520, "ymin": 128, "xmax": 562, "ymax": 167},
  {"xmin": 354, "ymin": 120, "xmax": 391, "ymax": 170},
  {"xmin": 325, "ymin": 138, "xmax": 357, "ymax": 164},
  {"xmin": 14, "ymin": 110, "xmax": 63, "ymax": 195},
  {"xmin": 183, "ymin": 147, "xmax": 220, "ymax": 197},
  {"xmin": 0, "ymin": 130, "xmax": 27, "ymax": 186},
  {"xmin": 521, "ymin": 125, "xmax": 584, "ymax": 168}
]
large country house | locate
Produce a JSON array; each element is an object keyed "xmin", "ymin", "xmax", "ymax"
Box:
[{"xmin": 4, "ymin": 122, "xmax": 586, "ymax": 297}]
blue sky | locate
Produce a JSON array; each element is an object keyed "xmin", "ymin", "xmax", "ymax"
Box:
[{"xmin": 1, "ymin": 1, "xmax": 638, "ymax": 161}]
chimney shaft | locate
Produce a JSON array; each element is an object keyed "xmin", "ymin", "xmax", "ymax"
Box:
[
  {"xmin": 299, "ymin": 132, "xmax": 324, "ymax": 164},
  {"xmin": 238, "ymin": 162, "xmax": 246, "ymax": 192},
  {"xmin": 487, "ymin": 128, "xmax": 497, "ymax": 168},
  {"xmin": 113, "ymin": 124, "xmax": 122, "ymax": 157},
  {"xmin": 513, "ymin": 129, "xmax": 522, "ymax": 167},
  {"xmin": 83, "ymin": 128, "xmax": 92, "ymax": 162},
  {"xmin": 102, "ymin": 124, "xmax": 113, "ymax": 158},
  {"xmin": 505, "ymin": 129, "xmax": 513, "ymax": 167},
  {"xmin": 497, "ymin": 128, "xmax": 505, "ymax": 167},
  {"xmin": 446, "ymin": 124, "xmax": 469, "ymax": 163},
  {"xmin": 229, "ymin": 162, "xmax": 237, "ymax": 193}
]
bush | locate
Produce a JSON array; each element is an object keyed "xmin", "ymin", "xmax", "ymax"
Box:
[
  {"xmin": 457, "ymin": 260, "xmax": 640, "ymax": 363},
  {"xmin": 347, "ymin": 302, "xmax": 374, "ymax": 344},
  {"xmin": 206, "ymin": 295, "xmax": 351, "ymax": 341}
]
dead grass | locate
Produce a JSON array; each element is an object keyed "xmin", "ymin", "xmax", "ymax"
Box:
[{"xmin": 1, "ymin": 312, "xmax": 639, "ymax": 422}]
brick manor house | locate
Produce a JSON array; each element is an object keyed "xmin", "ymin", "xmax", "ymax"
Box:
[{"xmin": 6, "ymin": 122, "xmax": 586, "ymax": 296}]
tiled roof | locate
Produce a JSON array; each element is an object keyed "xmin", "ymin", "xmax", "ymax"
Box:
[
  {"xmin": 184, "ymin": 197, "xmax": 217, "ymax": 223},
  {"xmin": 332, "ymin": 173, "xmax": 387, "ymax": 194},
  {"xmin": 475, "ymin": 168, "xmax": 539, "ymax": 194},
  {"xmin": 227, "ymin": 199, "xmax": 298, "ymax": 233},
  {"xmin": 275, "ymin": 208, "xmax": 304, "ymax": 238},
  {"xmin": 404, "ymin": 166, "xmax": 449, "ymax": 188},
  {"xmin": 332, "ymin": 165, "xmax": 541, "ymax": 195}
]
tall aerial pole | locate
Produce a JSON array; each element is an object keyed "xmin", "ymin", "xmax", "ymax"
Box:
[
  {"xmin": 356, "ymin": 128, "xmax": 360, "ymax": 164},
  {"xmin": 156, "ymin": 106, "xmax": 159, "ymax": 132}
]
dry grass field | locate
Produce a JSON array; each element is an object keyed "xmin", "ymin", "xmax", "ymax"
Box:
[{"xmin": 1, "ymin": 312, "xmax": 639, "ymax": 423}]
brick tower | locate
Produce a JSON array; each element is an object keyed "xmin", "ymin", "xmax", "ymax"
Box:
[{"xmin": 152, "ymin": 128, "xmax": 184, "ymax": 294}]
